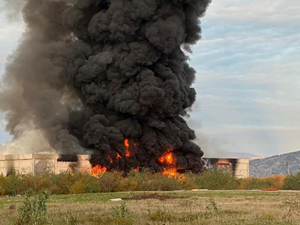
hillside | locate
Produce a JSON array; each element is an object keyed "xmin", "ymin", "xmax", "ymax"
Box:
[{"xmin": 250, "ymin": 150, "xmax": 300, "ymax": 177}]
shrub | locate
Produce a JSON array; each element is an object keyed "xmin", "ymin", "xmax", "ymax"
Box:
[
  {"xmin": 99, "ymin": 172, "xmax": 121, "ymax": 192},
  {"xmin": 239, "ymin": 175, "xmax": 285, "ymax": 190},
  {"xmin": 0, "ymin": 186, "xmax": 6, "ymax": 196},
  {"xmin": 3, "ymin": 170, "xmax": 22, "ymax": 196},
  {"xmin": 70, "ymin": 181, "xmax": 86, "ymax": 194},
  {"xmin": 124, "ymin": 169, "xmax": 183, "ymax": 191},
  {"xmin": 0, "ymin": 175, "xmax": 7, "ymax": 196},
  {"xmin": 111, "ymin": 202, "xmax": 132, "ymax": 219},
  {"xmin": 54, "ymin": 172, "xmax": 76, "ymax": 194},
  {"xmin": 194, "ymin": 169, "xmax": 238, "ymax": 190},
  {"xmin": 147, "ymin": 173, "xmax": 182, "ymax": 191},
  {"xmin": 14, "ymin": 189, "xmax": 51, "ymax": 225},
  {"xmin": 283, "ymin": 172, "xmax": 300, "ymax": 190},
  {"xmin": 243, "ymin": 178, "xmax": 272, "ymax": 190},
  {"xmin": 264, "ymin": 175, "xmax": 285, "ymax": 189},
  {"xmin": 181, "ymin": 172, "xmax": 198, "ymax": 190},
  {"xmin": 34, "ymin": 174, "xmax": 54, "ymax": 192}
]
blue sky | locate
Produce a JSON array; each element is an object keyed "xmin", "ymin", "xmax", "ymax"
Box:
[{"xmin": 1, "ymin": 0, "xmax": 300, "ymax": 157}]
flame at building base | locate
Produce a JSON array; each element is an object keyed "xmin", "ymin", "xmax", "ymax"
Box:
[{"xmin": 91, "ymin": 165, "xmax": 107, "ymax": 177}]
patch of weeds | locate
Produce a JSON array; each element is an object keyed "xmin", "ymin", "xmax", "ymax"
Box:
[
  {"xmin": 260, "ymin": 213, "xmax": 276, "ymax": 221},
  {"xmin": 65, "ymin": 214, "xmax": 79, "ymax": 225},
  {"xmin": 111, "ymin": 202, "xmax": 132, "ymax": 219},
  {"xmin": 149, "ymin": 210, "xmax": 173, "ymax": 222},
  {"xmin": 176, "ymin": 213, "xmax": 201, "ymax": 223},
  {"xmin": 178, "ymin": 199, "xmax": 193, "ymax": 208},
  {"xmin": 206, "ymin": 198, "xmax": 218, "ymax": 212},
  {"xmin": 13, "ymin": 189, "xmax": 51, "ymax": 225}
]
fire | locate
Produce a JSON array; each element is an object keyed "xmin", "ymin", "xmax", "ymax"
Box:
[
  {"xmin": 158, "ymin": 150, "xmax": 184, "ymax": 178},
  {"xmin": 124, "ymin": 139, "xmax": 131, "ymax": 157},
  {"xmin": 108, "ymin": 155, "xmax": 113, "ymax": 164},
  {"xmin": 135, "ymin": 166, "xmax": 140, "ymax": 172},
  {"xmin": 91, "ymin": 165, "xmax": 107, "ymax": 177},
  {"xmin": 117, "ymin": 153, "xmax": 122, "ymax": 159},
  {"xmin": 158, "ymin": 151, "xmax": 174, "ymax": 165},
  {"xmin": 162, "ymin": 168, "xmax": 177, "ymax": 177}
]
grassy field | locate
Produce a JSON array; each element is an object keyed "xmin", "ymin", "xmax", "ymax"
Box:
[{"xmin": 1, "ymin": 190, "xmax": 300, "ymax": 225}]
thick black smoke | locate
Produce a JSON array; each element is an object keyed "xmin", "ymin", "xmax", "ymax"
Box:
[{"xmin": 0, "ymin": 0, "xmax": 210, "ymax": 173}]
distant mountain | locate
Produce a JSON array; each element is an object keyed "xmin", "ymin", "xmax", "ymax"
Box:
[
  {"xmin": 250, "ymin": 150, "xmax": 300, "ymax": 177},
  {"xmin": 204, "ymin": 151, "xmax": 259, "ymax": 159},
  {"xmin": 228, "ymin": 151, "xmax": 258, "ymax": 159}
]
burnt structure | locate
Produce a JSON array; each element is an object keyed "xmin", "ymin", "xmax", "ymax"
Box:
[{"xmin": 0, "ymin": 154, "xmax": 250, "ymax": 178}]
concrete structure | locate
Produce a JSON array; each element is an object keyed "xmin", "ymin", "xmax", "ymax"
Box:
[
  {"xmin": 0, "ymin": 154, "xmax": 92, "ymax": 176},
  {"xmin": 233, "ymin": 159, "xmax": 250, "ymax": 178},
  {"xmin": 202, "ymin": 158, "xmax": 250, "ymax": 179},
  {"xmin": 0, "ymin": 154, "xmax": 250, "ymax": 178}
]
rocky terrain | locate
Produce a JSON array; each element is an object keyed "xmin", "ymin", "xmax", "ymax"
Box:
[{"xmin": 250, "ymin": 151, "xmax": 300, "ymax": 177}]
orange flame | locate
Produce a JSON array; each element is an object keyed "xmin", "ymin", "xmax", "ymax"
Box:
[
  {"xmin": 162, "ymin": 168, "xmax": 177, "ymax": 177},
  {"xmin": 158, "ymin": 151, "xmax": 174, "ymax": 165},
  {"xmin": 124, "ymin": 139, "xmax": 131, "ymax": 157},
  {"xmin": 117, "ymin": 153, "xmax": 122, "ymax": 159},
  {"xmin": 135, "ymin": 166, "xmax": 140, "ymax": 172},
  {"xmin": 158, "ymin": 150, "xmax": 183, "ymax": 178},
  {"xmin": 108, "ymin": 155, "xmax": 113, "ymax": 164},
  {"xmin": 91, "ymin": 165, "xmax": 107, "ymax": 177}
]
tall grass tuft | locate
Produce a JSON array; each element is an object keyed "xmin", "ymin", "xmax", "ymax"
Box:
[{"xmin": 14, "ymin": 189, "xmax": 51, "ymax": 225}]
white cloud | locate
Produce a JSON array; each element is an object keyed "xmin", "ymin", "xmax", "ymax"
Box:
[
  {"xmin": 207, "ymin": 0, "xmax": 300, "ymax": 25},
  {"xmin": 187, "ymin": 0, "xmax": 300, "ymax": 157}
]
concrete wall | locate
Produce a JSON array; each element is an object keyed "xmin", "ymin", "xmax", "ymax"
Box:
[
  {"xmin": 234, "ymin": 159, "xmax": 250, "ymax": 179},
  {"xmin": 0, "ymin": 154, "xmax": 249, "ymax": 178},
  {"xmin": 0, "ymin": 154, "xmax": 92, "ymax": 176}
]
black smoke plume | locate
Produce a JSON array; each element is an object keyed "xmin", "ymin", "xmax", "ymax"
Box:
[{"xmin": 0, "ymin": 0, "xmax": 211, "ymax": 173}]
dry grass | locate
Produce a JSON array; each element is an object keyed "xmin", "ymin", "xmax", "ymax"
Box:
[{"xmin": 1, "ymin": 190, "xmax": 300, "ymax": 225}]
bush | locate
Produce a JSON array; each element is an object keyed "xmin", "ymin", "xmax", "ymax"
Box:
[
  {"xmin": 147, "ymin": 173, "xmax": 182, "ymax": 191},
  {"xmin": 70, "ymin": 181, "xmax": 86, "ymax": 194},
  {"xmin": 3, "ymin": 170, "xmax": 22, "ymax": 196},
  {"xmin": 239, "ymin": 175, "xmax": 285, "ymax": 190},
  {"xmin": 14, "ymin": 189, "xmax": 51, "ymax": 225},
  {"xmin": 264, "ymin": 175, "xmax": 285, "ymax": 189},
  {"xmin": 283, "ymin": 172, "xmax": 300, "ymax": 190},
  {"xmin": 111, "ymin": 202, "xmax": 132, "ymax": 218},
  {"xmin": 181, "ymin": 172, "xmax": 198, "ymax": 190},
  {"xmin": 123, "ymin": 169, "xmax": 183, "ymax": 191},
  {"xmin": 194, "ymin": 169, "xmax": 238, "ymax": 190},
  {"xmin": 99, "ymin": 172, "xmax": 121, "ymax": 192},
  {"xmin": 55, "ymin": 172, "xmax": 76, "ymax": 194},
  {"xmin": 244, "ymin": 178, "xmax": 272, "ymax": 190},
  {"xmin": 0, "ymin": 186, "xmax": 6, "ymax": 196},
  {"xmin": 0, "ymin": 175, "xmax": 7, "ymax": 196}
]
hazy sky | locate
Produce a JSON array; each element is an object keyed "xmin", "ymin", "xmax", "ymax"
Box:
[{"xmin": 1, "ymin": 0, "xmax": 300, "ymax": 157}]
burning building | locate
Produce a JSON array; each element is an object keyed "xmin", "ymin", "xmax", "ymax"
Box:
[
  {"xmin": 0, "ymin": 0, "xmax": 212, "ymax": 174},
  {"xmin": 0, "ymin": 154, "xmax": 250, "ymax": 178}
]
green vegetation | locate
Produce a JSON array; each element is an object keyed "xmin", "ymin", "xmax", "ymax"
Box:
[
  {"xmin": 1, "ymin": 169, "xmax": 300, "ymax": 197},
  {"xmin": 283, "ymin": 173, "xmax": 300, "ymax": 190},
  {"xmin": 13, "ymin": 189, "xmax": 51, "ymax": 225}
]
